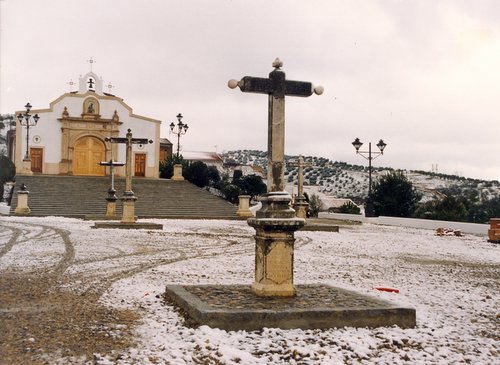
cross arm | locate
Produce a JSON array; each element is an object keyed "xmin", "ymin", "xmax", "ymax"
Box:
[
  {"xmin": 105, "ymin": 137, "xmax": 128, "ymax": 144},
  {"xmin": 105, "ymin": 137, "xmax": 153, "ymax": 144},
  {"xmin": 131, "ymin": 138, "xmax": 153, "ymax": 145},
  {"xmin": 238, "ymin": 76, "xmax": 274, "ymax": 94},
  {"xmin": 99, "ymin": 160, "xmax": 125, "ymax": 167},
  {"xmin": 284, "ymin": 80, "xmax": 313, "ymax": 97}
]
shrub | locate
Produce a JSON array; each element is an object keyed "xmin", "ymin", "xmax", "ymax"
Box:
[
  {"xmin": 222, "ymin": 184, "xmax": 241, "ymax": 204},
  {"xmin": 338, "ymin": 201, "xmax": 361, "ymax": 214},
  {"xmin": 308, "ymin": 193, "xmax": 324, "ymax": 217}
]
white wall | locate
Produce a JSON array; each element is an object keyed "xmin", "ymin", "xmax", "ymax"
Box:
[{"xmin": 318, "ymin": 212, "xmax": 489, "ymax": 236}]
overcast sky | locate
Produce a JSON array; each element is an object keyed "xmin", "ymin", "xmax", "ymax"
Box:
[{"xmin": 1, "ymin": 0, "xmax": 499, "ymax": 180}]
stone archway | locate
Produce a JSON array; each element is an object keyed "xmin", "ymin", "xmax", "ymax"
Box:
[{"xmin": 73, "ymin": 136, "xmax": 106, "ymax": 176}]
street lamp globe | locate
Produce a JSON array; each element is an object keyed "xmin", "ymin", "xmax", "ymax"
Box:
[{"xmin": 352, "ymin": 138, "xmax": 363, "ymax": 152}]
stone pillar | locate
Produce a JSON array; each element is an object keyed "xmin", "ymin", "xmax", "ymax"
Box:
[
  {"xmin": 121, "ymin": 192, "xmax": 137, "ymax": 223},
  {"xmin": 105, "ymin": 188, "xmax": 118, "ymax": 218},
  {"xmin": 121, "ymin": 130, "xmax": 137, "ymax": 224},
  {"xmin": 248, "ymin": 192, "xmax": 305, "ymax": 297},
  {"xmin": 488, "ymin": 218, "xmax": 500, "ymax": 243},
  {"xmin": 172, "ymin": 164, "xmax": 184, "ymax": 181},
  {"xmin": 293, "ymin": 196, "xmax": 309, "ymax": 219},
  {"xmin": 236, "ymin": 195, "xmax": 253, "ymax": 218},
  {"xmin": 18, "ymin": 159, "xmax": 33, "ymax": 175},
  {"xmin": 14, "ymin": 184, "xmax": 31, "ymax": 215}
]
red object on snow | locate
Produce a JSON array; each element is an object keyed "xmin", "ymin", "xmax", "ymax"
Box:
[{"xmin": 374, "ymin": 287, "xmax": 400, "ymax": 293}]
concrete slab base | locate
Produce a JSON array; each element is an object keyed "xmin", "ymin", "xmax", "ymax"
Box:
[
  {"xmin": 164, "ymin": 284, "xmax": 416, "ymax": 331},
  {"xmin": 93, "ymin": 222, "xmax": 163, "ymax": 230}
]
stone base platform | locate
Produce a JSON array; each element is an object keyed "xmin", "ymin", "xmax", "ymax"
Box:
[
  {"xmin": 93, "ymin": 222, "xmax": 163, "ymax": 230},
  {"xmin": 164, "ymin": 284, "xmax": 416, "ymax": 331}
]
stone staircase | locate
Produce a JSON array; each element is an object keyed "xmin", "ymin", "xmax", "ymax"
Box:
[{"xmin": 9, "ymin": 175, "xmax": 238, "ymax": 219}]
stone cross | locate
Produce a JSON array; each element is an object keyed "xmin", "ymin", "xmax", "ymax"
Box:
[
  {"xmin": 229, "ymin": 58, "xmax": 323, "ymax": 192},
  {"xmin": 99, "ymin": 159, "xmax": 124, "ymax": 218},
  {"xmin": 99, "ymin": 159, "xmax": 125, "ymax": 198},
  {"xmin": 105, "ymin": 129, "xmax": 152, "ymax": 223},
  {"xmin": 229, "ymin": 60, "xmax": 323, "ymax": 297},
  {"xmin": 289, "ymin": 155, "xmax": 312, "ymax": 219},
  {"xmin": 290, "ymin": 155, "xmax": 312, "ymax": 198}
]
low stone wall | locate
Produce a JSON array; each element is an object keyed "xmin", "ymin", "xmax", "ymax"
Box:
[
  {"xmin": 0, "ymin": 203, "xmax": 10, "ymax": 215},
  {"xmin": 319, "ymin": 212, "xmax": 489, "ymax": 236}
]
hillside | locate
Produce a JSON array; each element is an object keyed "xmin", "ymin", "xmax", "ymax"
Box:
[{"xmin": 222, "ymin": 150, "xmax": 500, "ymax": 204}]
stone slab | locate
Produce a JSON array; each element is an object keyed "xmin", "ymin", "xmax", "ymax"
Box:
[
  {"xmin": 164, "ymin": 284, "xmax": 416, "ymax": 331},
  {"xmin": 92, "ymin": 222, "xmax": 163, "ymax": 230},
  {"xmin": 300, "ymin": 224, "xmax": 340, "ymax": 232},
  {"xmin": 84, "ymin": 215, "xmax": 120, "ymax": 221}
]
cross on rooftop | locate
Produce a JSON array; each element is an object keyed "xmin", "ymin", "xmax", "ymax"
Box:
[{"xmin": 87, "ymin": 57, "xmax": 96, "ymax": 72}]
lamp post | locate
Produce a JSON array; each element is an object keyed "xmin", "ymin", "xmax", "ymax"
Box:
[
  {"xmin": 17, "ymin": 103, "xmax": 40, "ymax": 161},
  {"xmin": 352, "ymin": 138, "xmax": 387, "ymax": 217},
  {"xmin": 169, "ymin": 113, "xmax": 189, "ymax": 159}
]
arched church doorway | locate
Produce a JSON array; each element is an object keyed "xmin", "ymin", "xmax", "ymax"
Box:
[{"xmin": 73, "ymin": 136, "xmax": 106, "ymax": 176}]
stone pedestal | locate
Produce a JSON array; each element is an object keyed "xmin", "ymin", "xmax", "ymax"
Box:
[
  {"xmin": 18, "ymin": 159, "xmax": 33, "ymax": 175},
  {"xmin": 488, "ymin": 218, "xmax": 500, "ymax": 243},
  {"xmin": 248, "ymin": 192, "xmax": 304, "ymax": 297},
  {"xmin": 14, "ymin": 188, "xmax": 31, "ymax": 215},
  {"xmin": 293, "ymin": 196, "xmax": 309, "ymax": 219},
  {"xmin": 105, "ymin": 189, "xmax": 118, "ymax": 218},
  {"xmin": 172, "ymin": 164, "xmax": 184, "ymax": 181},
  {"xmin": 121, "ymin": 192, "xmax": 137, "ymax": 223},
  {"xmin": 236, "ymin": 195, "xmax": 253, "ymax": 218}
]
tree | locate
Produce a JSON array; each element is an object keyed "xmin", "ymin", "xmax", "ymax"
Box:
[
  {"xmin": 0, "ymin": 155, "xmax": 15, "ymax": 200},
  {"xmin": 234, "ymin": 174, "xmax": 267, "ymax": 200},
  {"xmin": 371, "ymin": 170, "xmax": 422, "ymax": 217},
  {"xmin": 308, "ymin": 193, "xmax": 324, "ymax": 217},
  {"xmin": 183, "ymin": 160, "xmax": 210, "ymax": 188},
  {"xmin": 207, "ymin": 166, "xmax": 221, "ymax": 186},
  {"xmin": 232, "ymin": 170, "xmax": 243, "ymax": 182},
  {"xmin": 159, "ymin": 154, "xmax": 184, "ymax": 179},
  {"xmin": 414, "ymin": 196, "xmax": 468, "ymax": 222}
]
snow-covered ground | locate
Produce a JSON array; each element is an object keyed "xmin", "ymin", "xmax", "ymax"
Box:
[{"xmin": 0, "ymin": 216, "xmax": 498, "ymax": 364}]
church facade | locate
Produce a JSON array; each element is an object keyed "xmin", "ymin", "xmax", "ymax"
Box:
[{"xmin": 14, "ymin": 70, "xmax": 162, "ymax": 178}]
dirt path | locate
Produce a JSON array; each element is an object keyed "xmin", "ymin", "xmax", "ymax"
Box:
[{"xmin": 0, "ymin": 220, "xmax": 255, "ymax": 364}]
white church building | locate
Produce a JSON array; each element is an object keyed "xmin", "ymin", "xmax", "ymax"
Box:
[{"xmin": 14, "ymin": 70, "xmax": 161, "ymax": 178}]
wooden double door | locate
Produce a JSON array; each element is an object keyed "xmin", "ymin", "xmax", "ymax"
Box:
[{"xmin": 73, "ymin": 137, "xmax": 105, "ymax": 176}]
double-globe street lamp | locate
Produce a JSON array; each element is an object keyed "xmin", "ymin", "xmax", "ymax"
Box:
[
  {"xmin": 352, "ymin": 138, "xmax": 387, "ymax": 217},
  {"xmin": 169, "ymin": 113, "xmax": 189, "ymax": 159},
  {"xmin": 17, "ymin": 103, "xmax": 40, "ymax": 162}
]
